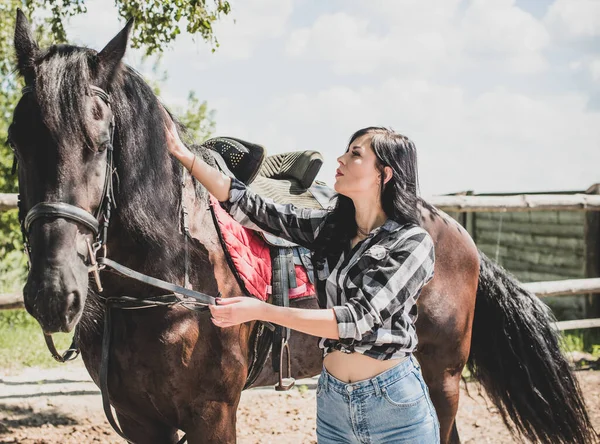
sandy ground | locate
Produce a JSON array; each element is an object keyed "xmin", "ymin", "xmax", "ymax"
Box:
[{"xmin": 0, "ymin": 363, "xmax": 599, "ymax": 443}]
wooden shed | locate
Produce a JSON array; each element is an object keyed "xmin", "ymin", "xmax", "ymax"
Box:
[{"xmin": 445, "ymin": 184, "xmax": 600, "ymax": 321}]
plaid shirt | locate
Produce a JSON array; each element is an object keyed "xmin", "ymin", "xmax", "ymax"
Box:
[{"xmin": 222, "ymin": 178, "xmax": 435, "ymax": 360}]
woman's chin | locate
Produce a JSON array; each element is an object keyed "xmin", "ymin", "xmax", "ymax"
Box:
[{"xmin": 333, "ymin": 181, "xmax": 348, "ymax": 196}]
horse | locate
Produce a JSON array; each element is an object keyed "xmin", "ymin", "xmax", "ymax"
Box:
[{"xmin": 10, "ymin": 11, "xmax": 596, "ymax": 444}]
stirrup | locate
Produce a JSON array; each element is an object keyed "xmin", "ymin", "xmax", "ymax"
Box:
[{"xmin": 275, "ymin": 338, "xmax": 295, "ymax": 391}]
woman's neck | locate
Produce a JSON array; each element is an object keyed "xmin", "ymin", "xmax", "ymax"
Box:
[{"xmin": 352, "ymin": 197, "xmax": 387, "ymax": 235}]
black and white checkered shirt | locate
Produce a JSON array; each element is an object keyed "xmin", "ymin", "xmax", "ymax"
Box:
[{"xmin": 222, "ymin": 178, "xmax": 435, "ymax": 361}]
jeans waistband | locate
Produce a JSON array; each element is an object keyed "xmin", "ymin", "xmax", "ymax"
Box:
[{"xmin": 320, "ymin": 355, "xmax": 415, "ymax": 397}]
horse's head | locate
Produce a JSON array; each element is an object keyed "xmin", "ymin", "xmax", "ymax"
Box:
[{"xmin": 10, "ymin": 10, "xmax": 133, "ymax": 333}]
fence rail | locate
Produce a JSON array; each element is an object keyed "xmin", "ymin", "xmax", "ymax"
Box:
[
  {"xmin": 2, "ymin": 193, "xmax": 600, "ymax": 213},
  {"xmin": 0, "ymin": 193, "xmax": 18, "ymax": 211},
  {"xmin": 429, "ymin": 194, "xmax": 600, "ymax": 212},
  {"xmin": 522, "ymin": 278, "xmax": 600, "ymax": 298}
]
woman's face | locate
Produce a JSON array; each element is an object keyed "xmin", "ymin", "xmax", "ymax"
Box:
[{"xmin": 334, "ymin": 133, "xmax": 382, "ymax": 199}]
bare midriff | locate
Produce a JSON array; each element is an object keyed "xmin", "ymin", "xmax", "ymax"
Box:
[{"xmin": 323, "ymin": 350, "xmax": 406, "ymax": 383}]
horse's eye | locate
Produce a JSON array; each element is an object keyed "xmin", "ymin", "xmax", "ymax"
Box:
[
  {"xmin": 6, "ymin": 138, "xmax": 17, "ymax": 153},
  {"xmin": 98, "ymin": 141, "xmax": 110, "ymax": 153}
]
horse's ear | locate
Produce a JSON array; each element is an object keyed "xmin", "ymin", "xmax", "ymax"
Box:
[
  {"xmin": 97, "ymin": 18, "xmax": 134, "ymax": 86},
  {"xmin": 14, "ymin": 9, "xmax": 39, "ymax": 84}
]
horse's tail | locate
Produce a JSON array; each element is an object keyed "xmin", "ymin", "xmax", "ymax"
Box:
[{"xmin": 467, "ymin": 252, "xmax": 597, "ymax": 444}]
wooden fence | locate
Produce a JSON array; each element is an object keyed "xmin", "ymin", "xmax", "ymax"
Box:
[{"xmin": 1, "ymin": 192, "xmax": 599, "ymax": 331}]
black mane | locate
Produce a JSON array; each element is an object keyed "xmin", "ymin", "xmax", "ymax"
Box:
[
  {"xmin": 35, "ymin": 45, "xmax": 96, "ymax": 147},
  {"xmin": 30, "ymin": 43, "xmax": 215, "ymax": 266}
]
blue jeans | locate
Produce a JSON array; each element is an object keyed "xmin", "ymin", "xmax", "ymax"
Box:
[{"xmin": 316, "ymin": 356, "xmax": 440, "ymax": 443}]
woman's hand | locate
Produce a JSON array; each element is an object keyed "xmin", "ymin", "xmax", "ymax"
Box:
[
  {"xmin": 209, "ymin": 297, "xmax": 268, "ymax": 328},
  {"xmin": 163, "ymin": 109, "xmax": 191, "ymax": 161}
]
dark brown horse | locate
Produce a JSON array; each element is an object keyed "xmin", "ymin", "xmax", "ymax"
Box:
[{"xmin": 11, "ymin": 12, "xmax": 596, "ymax": 444}]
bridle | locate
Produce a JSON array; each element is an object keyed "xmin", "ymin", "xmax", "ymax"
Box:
[{"xmin": 20, "ymin": 85, "xmax": 115, "ymax": 294}]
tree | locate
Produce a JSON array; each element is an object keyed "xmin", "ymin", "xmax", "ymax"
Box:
[{"xmin": 0, "ymin": 1, "xmax": 225, "ymax": 291}]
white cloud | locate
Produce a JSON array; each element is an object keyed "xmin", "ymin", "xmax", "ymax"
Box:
[
  {"xmin": 590, "ymin": 58, "xmax": 600, "ymax": 81},
  {"xmin": 459, "ymin": 0, "xmax": 550, "ymax": 73},
  {"xmin": 569, "ymin": 55, "xmax": 600, "ymax": 83},
  {"xmin": 285, "ymin": 0, "xmax": 549, "ymax": 76},
  {"xmin": 285, "ymin": 13, "xmax": 390, "ymax": 75},
  {"xmin": 285, "ymin": 7, "xmax": 459, "ymax": 76},
  {"xmin": 545, "ymin": 0, "xmax": 600, "ymax": 39},
  {"xmin": 187, "ymin": 0, "xmax": 293, "ymax": 61}
]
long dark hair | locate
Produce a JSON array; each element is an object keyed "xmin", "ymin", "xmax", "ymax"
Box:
[{"xmin": 314, "ymin": 127, "xmax": 421, "ymax": 260}]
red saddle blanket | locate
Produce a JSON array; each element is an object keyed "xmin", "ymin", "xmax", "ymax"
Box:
[{"xmin": 210, "ymin": 196, "xmax": 315, "ymax": 301}]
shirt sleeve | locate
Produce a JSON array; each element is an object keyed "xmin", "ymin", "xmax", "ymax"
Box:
[
  {"xmin": 332, "ymin": 229, "xmax": 435, "ymax": 346},
  {"xmin": 220, "ymin": 177, "xmax": 330, "ymax": 249}
]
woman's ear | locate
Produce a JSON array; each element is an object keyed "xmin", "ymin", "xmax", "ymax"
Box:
[{"xmin": 383, "ymin": 166, "xmax": 393, "ymax": 185}]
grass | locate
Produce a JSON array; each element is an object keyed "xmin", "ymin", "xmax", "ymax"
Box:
[
  {"xmin": 561, "ymin": 329, "xmax": 600, "ymax": 359},
  {"xmin": 0, "ymin": 308, "xmax": 75, "ymax": 373}
]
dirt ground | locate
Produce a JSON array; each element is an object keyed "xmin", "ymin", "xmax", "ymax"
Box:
[{"xmin": 1, "ymin": 363, "xmax": 599, "ymax": 443}]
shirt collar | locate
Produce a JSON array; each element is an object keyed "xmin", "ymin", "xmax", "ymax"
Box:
[{"xmin": 364, "ymin": 218, "xmax": 401, "ymax": 237}]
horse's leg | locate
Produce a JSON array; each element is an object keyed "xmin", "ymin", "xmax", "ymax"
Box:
[
  {"xmin": 415, "ymin": 277, "xmax": 477, "ymax": 443},
  {"xmin": 416, "ymin": 207, "xmax": 480, "ymax": 444},
  {"xmin": 416, "ymin": 351, "xmax": 464, "ymax": 444},
  {"xmin": 416, "ymin": 285, "xmax": 476, "ymax": 444},
  {"xmin": 115, "ymin": 410, "xmax": 180, "ymax": 443}
]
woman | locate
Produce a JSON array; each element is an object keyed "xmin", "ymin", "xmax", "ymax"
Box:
[{"xmin": 165, "ymin": 121, "xmax": 439, "ymax": 443}]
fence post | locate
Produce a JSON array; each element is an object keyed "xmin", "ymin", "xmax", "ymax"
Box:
[{"xmin": 585, "ymin": 183, "xmax": 600, "ymax": 318}]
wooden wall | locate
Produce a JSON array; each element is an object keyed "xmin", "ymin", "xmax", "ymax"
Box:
[
  {"xmin": 472, "ymin": 210, "xmax": 587, "ymax": 320},
  {"xmin": 445, "ymin": 187, "xmax": 599, "ymax": 321}
]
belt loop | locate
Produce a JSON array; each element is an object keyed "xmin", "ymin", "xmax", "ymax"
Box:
[
  {"xmin": 410, "ymin": 354, "xmax": 419, "ymax": 370},
  {"xmin": 372, "ymin": 377, "xmax": 382, "ymax": 397},
  {"xmin": 321, "ymin": 367, "xmax": 329, "ymax": 392}
]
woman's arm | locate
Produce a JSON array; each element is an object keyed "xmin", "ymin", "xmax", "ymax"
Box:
[
  {"xmin": 209, "ymin": 297, "xmax": 340, "ymax": 340},
  {"xmin": 164, "ymin": 114, "xmax": 330, "ymax": 248}
]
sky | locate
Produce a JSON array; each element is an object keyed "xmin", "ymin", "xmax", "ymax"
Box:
[{"xmin": 63, "ymin": 0, "xmax": 600, "ymax": 196}]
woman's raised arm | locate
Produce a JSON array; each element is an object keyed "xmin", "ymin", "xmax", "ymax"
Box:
[{"xmin": 163, "ymin": 113, "xmax": 330, "ymax": 249}]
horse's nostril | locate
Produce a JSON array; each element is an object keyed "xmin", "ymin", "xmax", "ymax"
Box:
[{"xmin": 64, "ymin": 291, "xmax": 82, "ymax": 328}]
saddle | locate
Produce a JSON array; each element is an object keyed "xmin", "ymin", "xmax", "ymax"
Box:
[{"xmin": 204, "ymin": 137, "xmax": 335, "ymax": 391}]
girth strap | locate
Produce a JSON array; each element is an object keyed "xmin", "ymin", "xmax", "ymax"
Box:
[
  {"xmin": 271, "ymin": 247, "xmax": 292, "ymax": 373},
  {"xmin": 271, "ymin": 247, "xmax": 296, "ymax": 391}
]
